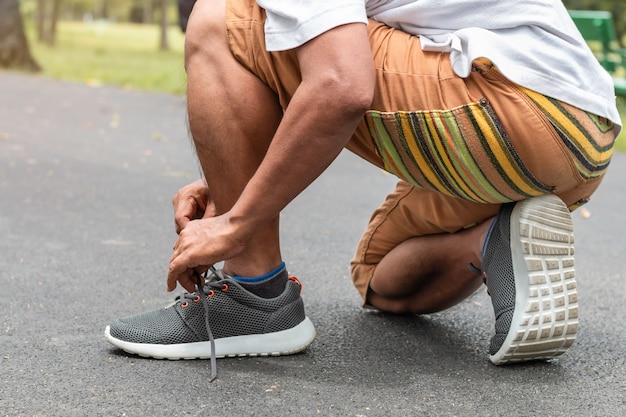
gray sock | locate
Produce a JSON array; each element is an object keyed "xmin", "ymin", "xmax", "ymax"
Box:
[{"xmin": 231, "ymin": 263, "xmax": 289, "ymax": 298}]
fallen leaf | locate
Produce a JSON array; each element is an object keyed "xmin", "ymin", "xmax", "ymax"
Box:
[
  {"xmin": 580, "ymin": 207, "xmax": 591, "ymax": 219},
  {"xmin": 110, "ymin": 113, "xmax": 120, "ymax": 128}
]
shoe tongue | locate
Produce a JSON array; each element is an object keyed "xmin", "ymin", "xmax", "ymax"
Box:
[
  {"xmin": 198, "ymin": 269, "xmax": 230, "ymax": 293},
  {"xmin": 208, "ymin": 268, "xmax": 228, "ymax": 281}
]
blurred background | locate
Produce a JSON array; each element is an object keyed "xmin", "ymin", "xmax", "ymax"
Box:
[
  {"xmin": 0, "ymin": 0, "xmax": 195, "ymax": 94},
  {"xmin": 0, "ymin": 0, "xmax": 624, "ymax": 147}
]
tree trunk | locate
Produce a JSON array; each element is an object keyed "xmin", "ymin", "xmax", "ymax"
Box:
[
  {"xmin": 98, "ymin": 0, "xmax": 109, "ymax": 20},
  {"xmin": 36, "ymin": 0, "xmax": 62, "ymax": 46},
  {"xmin": 143, "ymin": 0, "xmax": 153, "ymax": 24},
  {"xmin": 159, "ymin": 0, "xmax": 169, "ymax": 50},
  {"xmin": 36, "ymin": 0, "xmax": 46, "ymax": 42},
  {"xmin": 47, "ymin": 0, "xmax": 62, "ymax": 46},
  {"xmin": 0, "ymin": 0, "xmax": 41, "ymax": 72}
]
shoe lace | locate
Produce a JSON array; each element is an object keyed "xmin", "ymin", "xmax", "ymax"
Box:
[{"xmin": 177, "ymin": 266, "xmax": 225, "ymax": 382}]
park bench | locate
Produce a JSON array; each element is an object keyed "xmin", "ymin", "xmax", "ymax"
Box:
[{"xmin": 569, "ymin": 10, "xmax": 626, "ymax": 96}]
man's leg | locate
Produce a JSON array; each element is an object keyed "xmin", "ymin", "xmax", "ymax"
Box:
[
  {"xmin": 347, "ymin": 22, "xmax": 615, "ymax": 365},
  {"xmin": 367, "ymin": 220, "xmax": 493, "ymax": 314},
  {"xmin": 351, "ymin": 181, "xmax": 500, "ymax": 314},
  {"xmin": 105, "ymin": 0, "xmax": 316, "ymax": 366},
  {"xmin": 185, "ymin": 0, "xmax": 283, "ymax": 277}
]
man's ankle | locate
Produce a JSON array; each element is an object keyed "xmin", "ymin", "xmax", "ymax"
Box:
[{"xmin": 229, "ymin": 262, "xmax": 289, "ymax": 298}]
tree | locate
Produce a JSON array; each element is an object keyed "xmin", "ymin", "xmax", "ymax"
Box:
[
  {"xmin": 159, "ymin": 0, "xmax": 168, "ymax": 50},
  {"xmin": 36, "ymin": 0, "xmax": 63, "ymax": 46},
  {"xmin": 0, "ymin": 0, "xmax": 41, "ymax": 71},
  {"xmin": 97, "ymin": 0, "xmax": 110, "ymax": 20}
]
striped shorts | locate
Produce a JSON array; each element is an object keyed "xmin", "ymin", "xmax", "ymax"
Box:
[
  {"xmin": 224, "ymin": 0, "xmax": 619, "ymax": 301},
  {"xmin": 367, "ymin": 84, "xmax": 615, "ymax": 209}
]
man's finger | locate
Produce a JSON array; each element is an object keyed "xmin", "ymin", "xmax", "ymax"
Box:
[{"xmin": 167, "ymin": 250, "xmax": 188, "ymax": 291}]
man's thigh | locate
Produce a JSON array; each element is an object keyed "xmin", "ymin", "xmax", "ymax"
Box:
[{"xmin": 224, "ymin": 1, "xmax": 615, "ymax": 210}]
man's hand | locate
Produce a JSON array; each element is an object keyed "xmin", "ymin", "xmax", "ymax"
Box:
[
  {"xmin": 172, "ymin": 179, "xmax": 214, "ymax": 234},
  {"xmin": 167, "ymin": 213, "xmax": 246, "ymax": 292},
  {"xmin": 166, "ymin": 23, "xmax": 374, "ymax": 292}
]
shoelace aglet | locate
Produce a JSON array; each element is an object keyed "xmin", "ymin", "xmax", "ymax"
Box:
[{"xmin": 196, "ymin": 271, "xmax": 217, "ymax": 382}]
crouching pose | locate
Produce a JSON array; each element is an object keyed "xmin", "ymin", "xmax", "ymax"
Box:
[{"xmin": 105, "ymin": 0, "xmax": 620, "ymax": 377}]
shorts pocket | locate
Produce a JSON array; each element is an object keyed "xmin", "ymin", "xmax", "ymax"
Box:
[
  {"xmin": 520, "ymin": 87, "xmax": 615, "ymax": 182},
  {"xmin": 365, "ymin": 98, "xmax": 554, "ymax": 204}
]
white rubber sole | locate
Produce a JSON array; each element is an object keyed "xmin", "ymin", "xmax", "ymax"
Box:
[
  {"xmin": 105, "ymin": 317, "xmax": 316, "ymax": 359},
  {"xmin": 490, "ymin": 194, "xmax": 578, "ymax": 365}
]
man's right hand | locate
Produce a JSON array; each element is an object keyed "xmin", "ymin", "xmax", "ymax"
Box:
[{"xmin": 172, "ymin": 179, "xmax": 214, "ymax": 234}]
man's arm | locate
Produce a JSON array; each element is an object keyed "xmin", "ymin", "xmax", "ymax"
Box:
[
  {"xmin": 168, "ymin": 22, "xmax": 375, "ymax": 290},
  {"xmin": 231, "ymin": 23, "xmax": 375, "ymax": 235}
]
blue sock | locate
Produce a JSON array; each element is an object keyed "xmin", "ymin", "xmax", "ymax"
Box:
[
  {"xmin": 231, "ymin": 262, "xmax": 288, "ymax": 298},
  {"xmin": 231, "ymin": 262, "xmax": 286, "ymax": 283},
  {"xmin": 482, "ymin": 218, "xmax": 497, "ymax": 259}
]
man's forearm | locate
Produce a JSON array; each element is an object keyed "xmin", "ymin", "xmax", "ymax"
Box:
[{"xmin": 227, "ymin": 23, "xmax": 376, "ymax": 242}]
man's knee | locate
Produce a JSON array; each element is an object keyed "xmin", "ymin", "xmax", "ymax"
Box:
[{"xmin": 184, "ymin": 0, "xmax": 227, "ymax": 67}]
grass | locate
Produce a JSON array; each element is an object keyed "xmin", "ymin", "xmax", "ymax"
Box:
[
  {"xmin": 27, "ymin": 20, "xmax": 187, "ymax": 95},
  {"xmin": 18, "ymin": 20, "xmax": 626, "ymax": 151}
]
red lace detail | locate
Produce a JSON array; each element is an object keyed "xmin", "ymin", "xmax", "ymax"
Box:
[{"xmin": 288, "ymin": 276, "xmax": 302, "ymax": 292}]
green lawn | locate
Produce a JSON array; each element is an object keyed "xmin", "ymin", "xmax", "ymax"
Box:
[
  {"xmin": 21, "ymin": 20, "xmax": 626, "ymax": 151},
  {"xmin": 27, "ymin": 21, "xmax": 187, "ymax": 95}
]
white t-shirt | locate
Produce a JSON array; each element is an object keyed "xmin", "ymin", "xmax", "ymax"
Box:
[{"xmin": 257, "ymin": 0, "xmax": 622, "ymax": 129}]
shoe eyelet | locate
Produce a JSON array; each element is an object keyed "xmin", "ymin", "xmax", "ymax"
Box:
[
  {"xmin": 208, "ymin": 290, "xmax": 215, "ymax": 297},
  {"xmin": 289, "ymin": 276, "xmax": 302, "ymax": 291},
  {"xmin": 181, "ymin": 301, "xmax": 189, "ymax": 308},
  {"xmin": 221, "ymin": 284, "xmax": 229, "ymax": 292},
  {"xmin": 193, "ymin": 295, "xmax": 201, "ymax": 302}
]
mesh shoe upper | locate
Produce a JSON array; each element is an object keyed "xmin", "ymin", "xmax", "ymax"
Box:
[
  {"xmin": 108, "ymin": 272, "xmax": 307, "ymax": 345},
  {"xmin": 482, "ymin": 202, "xmax": 516, "ymax": 355}
]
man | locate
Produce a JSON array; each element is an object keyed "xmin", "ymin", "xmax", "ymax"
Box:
[{"xmin": 105, "ymin": 0, "xmax": 621, "ymax": 377}]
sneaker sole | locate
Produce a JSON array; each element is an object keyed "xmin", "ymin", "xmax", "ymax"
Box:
[
  {"xmin": 105, "ymin": 317, "xmax": 316, "ymax": 360},
  {"xmin": 490, "ymin": 194, "xmax": 578, "ymax": 365}
]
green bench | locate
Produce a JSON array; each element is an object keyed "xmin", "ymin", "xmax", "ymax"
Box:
[{"xmin": 569, "ymin": 10, "xmax": 626, "ymax": 96}]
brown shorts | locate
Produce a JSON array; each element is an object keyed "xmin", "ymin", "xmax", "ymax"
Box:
[{"xmin": 224, "ymin": 0, "xmax": 618, "ymax": 302}]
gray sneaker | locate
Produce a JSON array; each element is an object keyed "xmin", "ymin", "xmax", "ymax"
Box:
[
  {"xmin": 480, "ymin": 194, "xmax": 578, "ymax": 365},
  {"xmin": 105, "ymin": 268, "xmax": 316, "ymax": 378}
]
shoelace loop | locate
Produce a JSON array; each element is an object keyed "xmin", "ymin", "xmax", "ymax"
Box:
[
  {"xmin": 173, "ymin": 267, "xmax": 221, "ymax": 381},
  {"xmin": 196, "ymin": 267, "xmax": 218, "ymax": 382}
]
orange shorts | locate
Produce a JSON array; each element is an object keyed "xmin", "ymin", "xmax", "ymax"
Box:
[{"xmin": 224, "ymin": 0, "xmax": 618, "ymax": 302}]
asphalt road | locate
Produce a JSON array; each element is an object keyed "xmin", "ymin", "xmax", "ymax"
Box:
[{"xmin": 1, "ymin": 71, "xmax": 624, "ymax": 417}]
